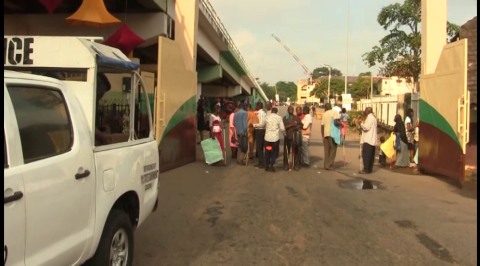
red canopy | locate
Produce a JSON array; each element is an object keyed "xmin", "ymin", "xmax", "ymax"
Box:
[
  {"xmin": 103, "ymin": 24, "xmax": 145, "ymax": 56},
  {"xmin": 39, "ymin": 0, "xmax": 63, "ymax": 14}
]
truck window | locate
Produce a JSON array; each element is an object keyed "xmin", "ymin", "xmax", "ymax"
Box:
[
  {"xmin": 7, "ymin": 86, "xmax": 73, "ymax": 164},
  {"xmin": 133, "ymin": 77, "xmax": 151, "ymax": 140},
  {"xmin": 95, "ymin": 73, "xmax": 131, "ymax": 146}
]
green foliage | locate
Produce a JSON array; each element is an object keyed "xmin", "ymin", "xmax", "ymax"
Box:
[
  {"xmin": 276, "ymin": 81, "xmax": 297, "ymax": 102},
  {"xmin": 257, "ymin": 79, "xmax": 297, "ymax": 102},
  {"xmin": 259, "ymin": 81, "xmax": 276, "ymax": 100},
  {"xmin": 309, "ymin": 78, "xmax": 345, "ymax": 99},
  {"xmin": 312, "ymin": 67, "xmax": 343, "ymax": 79},
  {"xmin": 362, "ymin": 0, "xmax": 460, "ymax": 84},
  {"xmin": 358, "ymin": 72, "xmax": 372, "ymax": 77},
  {"xmin": 346, "ymin": 110, "xmax": 365, "ymax": 131},
  {"xmin": 349, "ymin": 77, "xmax": 380, "ymax": 99}
]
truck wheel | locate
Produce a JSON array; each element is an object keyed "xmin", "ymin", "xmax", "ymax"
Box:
[{"xmin": 89, "ymin": 210, "xmax": 134, "ymax": 266}]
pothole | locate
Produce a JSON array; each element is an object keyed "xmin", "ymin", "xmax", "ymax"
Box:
[{"xmin": 337, "ymin": 179, "xmax": 383, "ymax": 190}]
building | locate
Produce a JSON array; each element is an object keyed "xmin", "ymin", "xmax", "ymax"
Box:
[
  {"xmin": 379, "ymin": 76, "xmax": 415, "ymax": 96},
  {"xmin": 296, "ymin": 79, "xmax": 319, "ymax": 104}
]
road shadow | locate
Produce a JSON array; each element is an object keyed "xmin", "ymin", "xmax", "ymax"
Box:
[
  {"xmin": 309, "ymin": 141, "xmax": 324, "ymax": 147},
  {"xmin": 310, "ymin": 155, "xmax": 322, "ymax": 164}
]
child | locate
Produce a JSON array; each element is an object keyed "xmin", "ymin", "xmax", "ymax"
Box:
[
  {"xmin": 378, "ymin": 136, "xmax": 387, "ymax": 167},
  {"xmin": 340, "ymin": 108, "xmax": 350, "ymax": 144}
]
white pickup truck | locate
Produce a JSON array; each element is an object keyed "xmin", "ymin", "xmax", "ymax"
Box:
[{"xmin": 4, "ymin": 36, "xmax": 159, "ymax": 266}]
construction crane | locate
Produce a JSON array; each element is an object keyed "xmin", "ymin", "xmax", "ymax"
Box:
[{"xmin": 271, "ymin": 34, "xmax": 313, "ymax": 84}]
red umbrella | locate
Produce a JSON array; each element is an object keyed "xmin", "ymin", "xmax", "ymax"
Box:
[
  {"xmin": 103, "ymin": 24, "xmax": 145, "ymax": 56},
  {"xmin": 39, "ymin": 0, "xmax": 63, "ymax": 14}
]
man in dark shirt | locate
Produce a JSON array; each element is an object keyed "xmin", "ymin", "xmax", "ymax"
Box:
[{"xmin": 283, "ymin": 106, "xmax": 303, "ymax": 171}]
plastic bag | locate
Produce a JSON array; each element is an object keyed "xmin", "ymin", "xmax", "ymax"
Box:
[
  {"xmin": 381, "ymin": 132, "xmax": 396, "ymax": 159},
  {"xmin": 238, "ymin": 134, "xmax": 248, "ymax": 153}
]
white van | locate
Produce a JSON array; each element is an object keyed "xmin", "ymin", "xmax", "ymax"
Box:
[{"xmin": 4, "ymin": 36, "xmax": 159, "ymax": 266}]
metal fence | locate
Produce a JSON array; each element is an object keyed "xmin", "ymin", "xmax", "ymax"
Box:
[
  {"xmin": 97, "ymin": 99, "xmax": 150, "ymax": 138},
  {"xmin": 356, "ymin": 95, "xmax": 400, "ymax": 127},
  {"xmin": 356, "ymin": 93, "xmax": 420, "ymax": 128}
]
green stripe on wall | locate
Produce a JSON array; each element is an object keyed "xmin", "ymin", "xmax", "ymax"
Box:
[
  {"xmin": 161, "ymin": 95, "xmax": 197, "ymax": 140},
  {"xmin": 419, "ymin": 99, "xmax": 461, "ymax": 148}
]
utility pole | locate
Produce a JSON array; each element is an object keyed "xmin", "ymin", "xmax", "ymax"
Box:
[
  {"xmin": 345, "ymin": 0, "xmax": 349, "ymax": 94},
  {"xmin": 328, "ymin": 67, "xmax": 332, "ymax": 103}
]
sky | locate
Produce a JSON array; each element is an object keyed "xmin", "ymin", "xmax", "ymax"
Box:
[{"xmin": 208, "ymin": 0, "xmax": 477, "ymax": 85}]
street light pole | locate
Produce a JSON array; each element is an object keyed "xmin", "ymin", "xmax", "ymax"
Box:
[
  {"xmin": 327, "ymin": 66, "xmax": 331, "ymax": 103},
  {"xmin": 345, "ymin": 0, "xmax": 349, "ymax": 94}
]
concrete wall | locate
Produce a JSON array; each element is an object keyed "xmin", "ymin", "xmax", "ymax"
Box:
[
  {"xmin": 197, "ymin": 28, "xmax": 220, "ymax": 64},
  {"xmin": 459, "ymin": 16, "xmax": 477, "ymax": 104}
]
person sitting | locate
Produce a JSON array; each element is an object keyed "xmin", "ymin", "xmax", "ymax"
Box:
[{"xmin": 378, "ymin": 136, "xmax": 387, "ymax": 167}]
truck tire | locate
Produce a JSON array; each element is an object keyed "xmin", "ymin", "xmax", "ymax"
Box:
[{"xmin": 88, "ymin": 210, "xmax": 134, "ymax": 266}]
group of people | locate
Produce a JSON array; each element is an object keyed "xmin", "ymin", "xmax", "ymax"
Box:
[
  {"xmin": 226, "ymin": 101, "xmax": 313, "ymax": 171},
  {"xmin": 200, "ymin": 96, "xmax": 419, "ymax": 174},
  {"xmin": 378, "ymin": 108, "xmax": 419, "ymax": 169}
]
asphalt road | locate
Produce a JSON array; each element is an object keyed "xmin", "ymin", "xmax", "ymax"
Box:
[{"xmin": 133, "ymin": 106, "xmax": 477, "ymax": 266}]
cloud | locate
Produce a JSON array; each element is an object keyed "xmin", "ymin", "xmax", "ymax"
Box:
[{"xmin": 230, "ymin": 29, "xmax": 256, "ymax": 47}]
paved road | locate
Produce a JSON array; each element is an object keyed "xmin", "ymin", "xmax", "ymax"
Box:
[{"xmin": 133, "ymin": 106, "xmax": 477, "ymax": 266}]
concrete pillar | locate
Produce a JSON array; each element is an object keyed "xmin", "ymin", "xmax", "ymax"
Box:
[
  {"xmin": 421, "ymin": 0, "xmax": 447, "ymax": 75},
  {"xmin": 197, "ymin": 83, "xmax": 202, "ymax": 101},
  {"xmin": 174, "ymin": 0, "xmax": 199, "ymax": 71}
]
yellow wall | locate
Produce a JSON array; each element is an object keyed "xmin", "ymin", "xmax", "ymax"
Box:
[
  {"xmin": 156, "ymin": 37, "xmax": 198, "ymax": 172},
  {"xmin": 174, "ymin": 0, "xmax": 199, "ymax": 71}
]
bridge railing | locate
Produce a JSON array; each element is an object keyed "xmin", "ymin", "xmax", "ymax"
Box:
[{"xmin": 199, "ymin": 0, "xmax": 268, "ymax": 101}]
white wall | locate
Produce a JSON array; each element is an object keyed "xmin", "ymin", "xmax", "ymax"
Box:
[
  {"xmin": 5, "ymin": 13, "xmax": 167, "ymax": 47},
  {"xmin": 380, "ymin": 77, "xmax": 415, "ymax": 95}
]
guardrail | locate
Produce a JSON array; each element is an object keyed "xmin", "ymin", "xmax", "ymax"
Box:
[{"xmin": 198, "ymin": 0, "xmax": 268, "ymax": 101}]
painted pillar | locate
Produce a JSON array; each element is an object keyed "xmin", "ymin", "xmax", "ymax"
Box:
[
  {"xmin": 197, "ymin": 83, "xmax": 202, "ymax": 101},
  {"xmin": 175, "ymin": 0, "xmax": 199, "ymax": 71},
  {"xmin": 421, "ymin": 0, "xmax": 447, "ymax": 75}
]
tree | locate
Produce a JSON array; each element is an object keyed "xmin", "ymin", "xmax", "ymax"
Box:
[
  {"xmin": 362, "ymin": 0, "xmax": 460, "ymax": 91},
  {"xmin": 259, "ymin": 81, "xmax": 276, "ymax": 100},
  {"xmin": 276, "ymin": 81, "xmax": 297, "ymax": 102},
  {"xmin": 358, "ymin": 72, "xmax": 372, "ymax": 77},
  {"xmin": 312, "ymin": 66, "xmax": 343, "ymax": 79},
  {"xmin": 309, "ymin": 78, "xmax": 345, "ymax": 99},
  {"xmin": 350, "ymin": 77, "xmax": 380, "ymax": 99}
]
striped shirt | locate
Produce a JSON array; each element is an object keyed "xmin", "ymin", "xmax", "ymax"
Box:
[{"xmin": 360, "ymin": 113, "xmax": 377, "ymax": 146}]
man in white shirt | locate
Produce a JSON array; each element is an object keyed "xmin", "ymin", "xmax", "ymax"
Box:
[
  {"xmin": 333, "ymin": 105, "xmax": 342, "ymax": 114},
  {"xmin": 359, "ymin": 107, "xmax": 377, "ymax": 174},
  {"xmin": 254, "ymin": 102, "xmax": 267, "ymax": 168},
  {"xmin": 300, "ymin": 106, "xmax": 313, "ymax": 166},
  {"xmin": 254, "ymin": 108, "xmax": 285, "ymax": 172}
]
